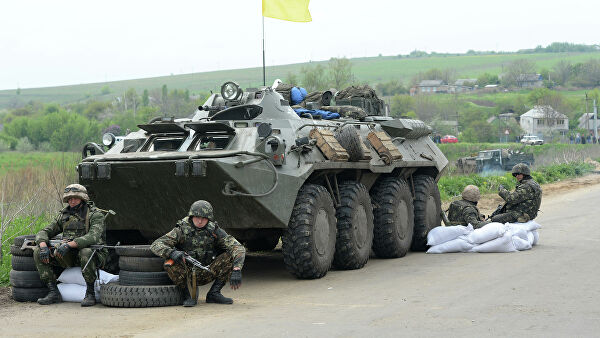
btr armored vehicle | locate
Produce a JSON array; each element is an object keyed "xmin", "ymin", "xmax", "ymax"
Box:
[{"xmin": 79, "ymin": 82, "xmax": 448, "ymax": 279}]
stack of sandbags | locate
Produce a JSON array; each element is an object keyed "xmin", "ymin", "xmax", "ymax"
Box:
[
  {"xmin": 57, "ymin": 267, "xmax": 119, "ymax": 302},
  {"xmin": 426, "ymin": 221, "xmax": 541, "ymax": 254}
]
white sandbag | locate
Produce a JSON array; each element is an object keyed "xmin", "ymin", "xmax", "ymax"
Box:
[
  {"xmin": 509, "ymin": 226, "xmax": 529, "ymax": 242},
  {"xmin": 470, "ymin": 232, "xmax": 517, "ymax": 253},
  {"xmin": 532, "ymin": 230, "xmax": 539, "ymax": 245},
  {"xmin": 509, "ymin": 220, "xmax": 542, "ymax": 232},
  {"xmin": 57, "ymin": 283, "xmax": 101, "ymax": 302},
  {"xmin": 527, "ymin": 231, "xmax": 535, "ymax": 245},
  {"xmin": 427, "ymin": 237, "xmax": 475, "ymax": 254},
  {"xmin": 57, "ymin": 267, "xmax": 119, "ymax": 286},
  {"xmin": 465, "ymin": 222, "xmax": 508, "ymax": 244},
  {"xmin": 427, "ymin": 224, "xmax": 473, "ymax": 246},
  {"xmin": 512, "ymin": 236, "xmax": 532, "ymax": 251}
]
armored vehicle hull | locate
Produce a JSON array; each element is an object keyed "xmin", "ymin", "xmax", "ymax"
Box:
[{"xmin": 80, "ymin": 82, "xmax": 448, "ymax": 278}]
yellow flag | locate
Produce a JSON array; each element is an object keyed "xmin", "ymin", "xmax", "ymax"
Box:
[{"xmin": 262, "ymin": 0, "xmax": 312, "ymax": 22}]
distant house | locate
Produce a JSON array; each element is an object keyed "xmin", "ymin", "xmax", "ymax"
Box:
[
  {"xmin": 520, "ymin": 106, "xmax": 568, "ymax": 140},
  {"xmin": 578, "ymin": 113, "xmax": 600, "ymax": 134},
  {"xmin": 452, "ymin": 79, "xmax": 478, "ymax": 93},
  {"xmin": 516, "ymin": 74, "xmax": 543, "ymax": 88},
  {"xmin": 416, "ymin": 80, "xmax": 448, "ymax": 94}
]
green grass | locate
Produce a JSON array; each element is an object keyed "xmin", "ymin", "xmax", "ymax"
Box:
[
  {"xmin": 0, "ymin": 152, "xmax": 80, "ymax": 175},
  {"xmin": 1, "ymin": 51, "xmax": 599, "ymax": 108},
  {"xmin": 438, "ymin": 143, "xmax": 600, "ymax": 162}
]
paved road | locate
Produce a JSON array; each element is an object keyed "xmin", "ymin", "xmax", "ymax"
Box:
[{"xmin": 2, "ymin": 183, "xmax": 600, "ymax": 337}]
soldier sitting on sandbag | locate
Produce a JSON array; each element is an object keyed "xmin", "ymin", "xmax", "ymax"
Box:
[
  {"xmin": 492, "ymin": 163, "xmax": 542, "ymax": 223},
  {"xmin": 447, "ymin": 185, "xmax": 490, "ymax": 229}
]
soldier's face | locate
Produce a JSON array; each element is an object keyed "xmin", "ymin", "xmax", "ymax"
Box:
[
  {"xmin": 515, "ymin": 174, "xmax": 524, "ymax": 182},
  {"xmin": 68, "ymin": 197, "xmax": 82, "ymax": 208},
  {"xmin": 192, "ymin": 216, "xmax": 209, "ymax": 228}
]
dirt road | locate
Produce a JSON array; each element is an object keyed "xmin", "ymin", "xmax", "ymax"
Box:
[{"xmin": 2, "ymin": 176, "xmax": 600, "ymax": 337}]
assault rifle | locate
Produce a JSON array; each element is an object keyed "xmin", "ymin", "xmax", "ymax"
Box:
[
  {"xmin": 20, "ymin": 238, "xmax": 120, "ymax": 271},
  {"xmin": 488, "ymin": 204, "xmax": 506, "ymax": 221},
  {"xmin": 164, "ymin": 253, "xmax": 212, "ymax": 273}
]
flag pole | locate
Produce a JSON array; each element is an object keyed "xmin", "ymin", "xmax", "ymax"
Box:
[{"xmin": 262, "ymin": 16, "xmax": 266, "ymax": 86}]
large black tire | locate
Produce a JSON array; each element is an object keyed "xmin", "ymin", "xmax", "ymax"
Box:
[
  {"xmin": 119, "ymin": 256, "xmax": 165, "ymax": 272},
  {"xmin": 10, "ymin": 270, "xmax": 44, "ymax": 288},
  {"xmin": 100, "ymin": 283, "xmax": 183, "ymax": 307},
  {"xmin": 12, "ymin": 286, "xmax": 49, "ymax": 302},
  {"xmin": 119, "ymin": 270, "xmax": 173, "ymax": 286},
  {"xmin": 115, "ymin": 245, "xmax": 156, "ymax": 258},
  {"xmin": 334, "ymin": 125, "xmax": 365, "ymax": 162},
  {"xmin": 11, "ymin": 255, "xmax": 37, "ymax": 271},
  {"xmin": 244, "ymin": 235, "xmax": 280, "ymax": 252},
  {"xmin": 10, "ymin": 245, "xmax": 33, "ymax": 257},
  {"xmin": 282, "ymin": 184, "xmax": 337, "ymax": 279},
  {"xmin": 13, "ymin": 235, "xmax": 35, "ymax": 247},
  {"xmin": 411, "ymin": 175, "xmax": 442, "ymax": 251},
  {"xmin": 333, "ymin": 182, "xmax": 374, "ymax": 270},
  {"xmin": 371, "ymin": 176, "xmax": 415, "ymax": 258}
]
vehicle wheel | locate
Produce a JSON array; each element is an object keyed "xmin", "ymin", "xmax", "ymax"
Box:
[
  {"xmin": 12, "ymin": 286, "xmax": 49, "ymax": 302},
  {"xmin": 282, "ymin": 184, "xmax": 337, "ymax": 279},
  {"xmin": 11, "ymin": 255, "xmax": 37, "ymax": 271},
  {"xmin": 333, "ymin": 182, "xmax": 374, "ymax": 270},
  {"xmin": 115, "ymin": 245, "xmax": 156, "ymax": 258},
  {"xmin": 370, "ymin": 176, "xmax": 414, "ymax": 258},
  {"xmin": 119, "ymin": 270, "xmax": 173, "ymax": 286},
  {"xmin": 245, "ymin": 235, "xmax": 280, "ymax": 252},
  {"xmin": 13, "ymin": 235, "xmax": 35, "ymax": 247},
  {"xmin": 119, "ymin": 256, "xmax": 165, "ymax": 272},
  {"xmin": 411, "ymin": 175, "xmax": 442, "ymax": 251},
  {"xmin": 101, "ymin": 283, "xmax": 183, "ymax": 307},
  {"xmin": 10, "ymin": 245, "xmax": 33, "ymax": 257},
  {"xmin": 10, "ymin": 270, "xmax": 44, "ymax": 288},
  {"xmin": 334, "ymin": 125, "xmax": 364, "ymax": 161}
]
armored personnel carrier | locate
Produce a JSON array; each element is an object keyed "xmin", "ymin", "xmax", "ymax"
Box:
[{"xmin": 79, "ymin": 81, "xmax": 448, "ymax": 279}]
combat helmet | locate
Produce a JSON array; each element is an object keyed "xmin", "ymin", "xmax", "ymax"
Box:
[
  {"xmin": 512, "ymin": 163, "xmax": 531, "ymax": 176},
  {"xmin": 461, "ymin": 185, "xmax": 480, "ymax": 203},
  {"xmin": 62, "ymin": 184, "xmax": 89, "ymax": 203},
  {"xmin": 188, "ymin": 200, "xmax": 214, "ymax": 220}
]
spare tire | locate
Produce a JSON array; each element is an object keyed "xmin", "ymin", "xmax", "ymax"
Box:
[
  {"xmin": 335, "ymin": 125, "xmax": 365, "ymax": 162},
  {"xmin": 119, "ymin": 256, "xmax": 165, "ymax": 272},
  {"xmin": 115, "ymin": 245, "xmax": 156, "ymax": 258},
  {"xmin": 10, "ymin": 270, "xmax": 44, "ymax": 288},
  {"xmin": 11, "ymin": 255, "xmax": 37, "ymax": 271},
  {"xmin": 10, "ymin": 245, "xmax": 33, "ymax": 257},
  {"xmin": 101, "ymin": 283, "xmax": 183, "ymax": 308},
  {"xmin": 13, "ymin": 235, "xmax": 35, "ymax": 247},
  {"xmin": 12, "ymin": 286, "xmax": 49, "ymax": 302},
  {"xmin": 411, "ymin": 175, "xmax": 442, "ymax": 251},
  {"xmin": 119, "ymin": 270, "xmax": 172, "ymax": 286}
]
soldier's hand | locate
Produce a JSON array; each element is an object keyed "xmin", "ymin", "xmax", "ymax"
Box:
[
  {"xmin": 498, "ymin": 184, "xmax": 505, "ymax": 192},
  {"xmin": 170, "ymin": 250, "xmax": 184, "ymax": 263},
  {"xmin": 230, "ymin": 269, "xmax": 242, "ymax": 290},
  {"xmin": 56, "ymin": 243, "xmax": 70, "ymax": 258},
  {"xmin": 39, "ymin": 245, "xmax": 50, "ymax": 263}
]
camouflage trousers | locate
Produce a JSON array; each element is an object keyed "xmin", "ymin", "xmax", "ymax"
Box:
[
  {"xmin": 164, "ymin": 252, "xmax": 233, "ymax": 290},
  {"xmin": 491, "ymin": 211, "xmax": 530, "ymax": 224},
  {"xmin": 33, "ymin": 246, "xmax": 107, "ymax": 284}
]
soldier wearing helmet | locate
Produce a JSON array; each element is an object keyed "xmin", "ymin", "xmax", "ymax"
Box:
[
  {"xmin": 33, "ymin": 184, "xmax": 108, "ymax": 307},
  {"xmin": 151, "ymin": 200, "xmax": 246, "ymax": 307},
  {"xmin": 491, "ymin": 163, "xmax": 542, "ymax": 223},
  {"xmin": 446, "ymin": 185, "xmax": 490, "ymax": 229}
]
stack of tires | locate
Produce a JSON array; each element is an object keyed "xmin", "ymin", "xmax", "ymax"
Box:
[
  {"xmin": 100, "ymin": 245, "xmax": 183, "ymax": 307},
  {"xmin": 9, "ymin": 235, "xmax": 48, "ymax": 302}
]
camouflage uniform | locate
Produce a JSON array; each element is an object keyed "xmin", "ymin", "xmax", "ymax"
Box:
[
  {"xmin": 492, "ymin": 164, "xmax": 542, "ymax": 223},
  {"xmin": 447, "ymin": 199, "xmax": 489, "ymax": 229},
  {"xmin": 150, "ymin": 217, "xmax": 245, "ymax": 289},
  {"xmin": 33, "ymin": 201, "xmax": 107, "ymax": 284}
]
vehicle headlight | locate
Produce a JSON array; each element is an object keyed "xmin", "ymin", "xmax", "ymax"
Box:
[
  {"xmin": 102, "ymin": 133, "xmax": 116, "ymax": 147},
  {"xmin": 221, "ymin": 81, "xmax": 242, "ymax": 101}
]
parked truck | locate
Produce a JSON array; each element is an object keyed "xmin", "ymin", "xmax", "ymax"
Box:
[{"xmin": 456, "ymin": 148, "xmax": 534, "ymax": 174}]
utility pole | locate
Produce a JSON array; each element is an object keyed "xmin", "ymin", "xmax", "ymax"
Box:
[{"xmin": 594, "ymin": 100, "xmax": 598, "ymax": 140}]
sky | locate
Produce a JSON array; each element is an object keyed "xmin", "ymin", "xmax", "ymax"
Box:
[{"xmin": 1, "ymin": 0, "xmax": 598, "ymax": 90}]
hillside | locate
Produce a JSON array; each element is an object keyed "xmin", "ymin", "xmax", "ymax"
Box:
[{"xmin": 1, "ymin": 51, "xmax": 599, "ymax": 108}]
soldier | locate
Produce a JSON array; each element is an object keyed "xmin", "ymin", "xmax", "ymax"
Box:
[
  {"xmin": 491, "ymin": 163, "xmax": 542, "ymax": 223},
  {"xmin": 33, "ymin": 184, "xmax": 108, "ymax": 306},
  {"xmin": 151, "ymin": 200, "xmax": 246, "ymax": 307},
  {"xmin": 447, "ymin": 185, "xmax": 490, "ymax": 229}
]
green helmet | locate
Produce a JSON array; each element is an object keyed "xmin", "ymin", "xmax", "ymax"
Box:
[
  {"xmin": 512, "ymin": 163, "xmax": 531, "ymax": 176},
  {"xmin": 62, "ymin": 183, "xmax": 89, "ymax": 203},
  {"xmin": 188, "ymin": 200, "xmax": 214, "ymax": 220},
  {"xmin": 462, "ymin": 185, "xmax": 480, "ymax": 202}
]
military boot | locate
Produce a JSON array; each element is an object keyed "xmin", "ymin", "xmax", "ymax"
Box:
[
  {"xmin": 182, "ymin": 287, "xmax": 197, "ymax": 307},
  {"xmin": 37, "ymin": 282, "xmax": 62, "ymax": 305},
  {"xmin": 81, "ymin": 283, "xmax": 96, "ymax": 307},
  {"xmin": 206, "ymin": 279, "xmax": 233, "ymax": 304}
]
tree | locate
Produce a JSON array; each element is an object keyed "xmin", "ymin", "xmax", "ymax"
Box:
[
  {"xmin": 142, "ymin": 89, "xmax": 149, "ymax": 107},
  {"xmin": 328, "ymin": 57, "xmax": 354, "ymax": 89},
  {"xmin": 572, "ymin": 59, "xmax": 600, "ymax": 87},
  {"xmin": 390, "ymin": 95, "xmax": 415, "ymax": 117},
  {"xmin": 502, "ymin": 59, "xmax": 536, "ymax": 87},
  {"xmin": 285, "ymin": 72, "xmax": 298, "ymax": 85},
  {"xmin": 476, "ymin": 73, "xmax": 499, "ymax": 87},
  {"xmin": 553, "ymin": 60, "xmax": 573, "ymax": 86},
  {"xmin": 376, "ymin": 81, "xmax": 408, "ymax": 96},
  {"xmin": 100, "ymin": 86, "xmax": 111, "ymax": 95},
  {"xmin": 301, "ymin": 64, "xmax": 328, "ymax": 92}
]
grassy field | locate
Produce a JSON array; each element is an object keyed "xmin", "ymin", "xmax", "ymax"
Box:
[
  {"xmin": 1, "ymin": 51, "xmax": 599, "ymax": 108},
  {"xmin": 0, "ymin": 152, "xmax": 80, "ymax": 175}
]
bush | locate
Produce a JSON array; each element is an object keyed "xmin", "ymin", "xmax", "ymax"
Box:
[
  {"xmin": 0, "ymin": 141, "xmax": 10, "ymax": 152},
  {"xmin": 37, "ymin": 141, "xmax": 54, "ymax": 152},
  {"xmin": 15, "ymin": 137, "xmax": 34, "ymax": 152}
]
